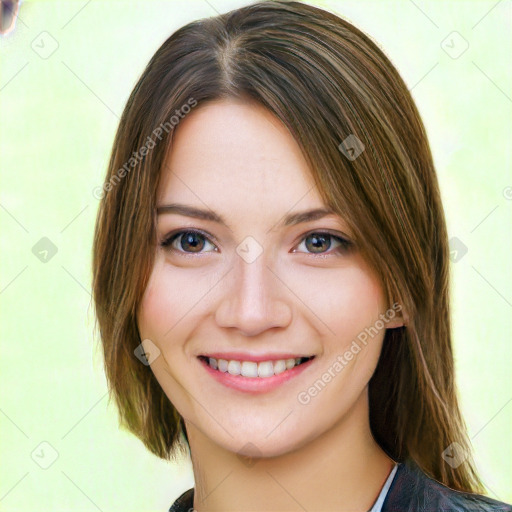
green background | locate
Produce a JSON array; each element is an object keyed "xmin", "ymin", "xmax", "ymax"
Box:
[{"xmin": 1, "ymin": 0, "xmax": 510, "ymax": 510}]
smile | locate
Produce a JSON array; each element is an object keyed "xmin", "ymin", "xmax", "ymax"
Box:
[
  {"xmin": 199, "ymin": 355, "xmax": 314, "ymax": 378},
  {"xmin": 197, "ymin": 355, "xmax": 316, "ymax": 394}
]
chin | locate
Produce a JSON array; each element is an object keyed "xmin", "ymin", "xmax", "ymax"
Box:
[{"xmin": 215, "ymin": 429, "xmax": 309, "ymax": 460}]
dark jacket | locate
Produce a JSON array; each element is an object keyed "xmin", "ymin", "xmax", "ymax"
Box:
[{"xmin": 168, "ymin": 458, "xmax": 512, "ymax": 511}]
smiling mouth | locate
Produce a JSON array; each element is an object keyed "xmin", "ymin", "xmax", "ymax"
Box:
[{"xmin": 198, "ymin": 355, "xmax": 315, "ymax": 378}]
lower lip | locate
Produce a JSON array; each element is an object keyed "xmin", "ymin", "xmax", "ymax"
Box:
[{"xmin": 198, "ymin": 357, "xmax": 316, "ymax": 394}]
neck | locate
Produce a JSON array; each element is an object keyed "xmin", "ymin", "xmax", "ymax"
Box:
[{"xmin": 186, "ymin": 389, "xmax": 396, "ymax": 512}]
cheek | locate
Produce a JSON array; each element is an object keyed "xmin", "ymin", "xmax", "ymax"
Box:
[
  {"xmin": 137, "ymin": 281, "xmax": 166, "ymax": 342},
  {"xmin": 136, "ymin": 258, "xmax": 220, "ymax": 345},
  {"xmin": 137, "ymin": 260, "xmax": 179, "ymax": 342},
  {"xmin": 294, "ymin": 264, "xmax": 385, "ymax": 339}
]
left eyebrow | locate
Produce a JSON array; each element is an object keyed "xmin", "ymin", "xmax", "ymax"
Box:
[
  {"xmin": 281, "ymin": 207, "xmax": 336, "ymax": 226},
  {"xmin": 155, "ymin": 203, "xmax": 337, "ymax": 229}
]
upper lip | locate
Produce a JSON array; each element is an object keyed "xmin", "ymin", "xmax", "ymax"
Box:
[{"xmin": 199, "ymin": 352, "xmax": 315, "ymax": 363}]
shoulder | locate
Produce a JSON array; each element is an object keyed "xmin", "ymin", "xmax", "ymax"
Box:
[
  {"xmin": 168, "ymin": 487, "xmax": 194, "ymax": 512},
  {"xmin": 383, "ymin": 458, "xmax": 512, "ymax": 512}
]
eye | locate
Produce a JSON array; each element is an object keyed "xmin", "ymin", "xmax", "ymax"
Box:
[
  {"xmin": 161, "ymin": 229, "xmax": 353, "ymax": 257},
  {"xmin": 293, "ymin": 231, "xmax": 353, "ymax": 256},
  {"xmin": 160, "ymin": 229, "xmax": 218, "ymax": 254}
]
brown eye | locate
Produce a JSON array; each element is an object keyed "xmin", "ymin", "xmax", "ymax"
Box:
[
  {"xmin": 304, "ymin": 233, "xmax": 331, "ymax": 253},
  {"xmin": 295, "ymin": 232, "xmax": 353, "ymax": 255},
  {"xmin": 160, "ymin": 230, "xmax": 217, "ymax": 254}
]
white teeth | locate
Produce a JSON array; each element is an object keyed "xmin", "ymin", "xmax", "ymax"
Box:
[
  {"xmin": 273, "ymin": 360, "xmax": 287, "ymax": 375},
  {"xmin": 258, "ymin": 361, "xmax": 274, "ymax": 378},
  {"xmin": 286, "ymin": 358, "xmax": 296, "ymax": 369},
  {"xmin": 241, "ymin": 361, "xmax": 258, "ymax": 378},
  {"xmin": 204, "ymin": 356, "xmax": 312, "ymax": 378},
  {"xmin": 227, "ymin": 360, "xmax": 241, "ymax": 375}
]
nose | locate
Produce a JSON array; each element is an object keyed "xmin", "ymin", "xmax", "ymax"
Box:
[
  {"xmin": 214, "ymin": 251, "xmax": 292, "ymax": 337},
  {"xmin": 1, "ymin": 0, "xmax": 20, "ymax": 35}
]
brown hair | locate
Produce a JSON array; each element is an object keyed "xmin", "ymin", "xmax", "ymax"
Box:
[{"xmin": 92, "ymin": 0, "xmax": 486, "ymax": 494}]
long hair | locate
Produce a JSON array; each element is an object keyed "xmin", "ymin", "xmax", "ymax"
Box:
[{"xmin": 92, "ymin": 0, "xmax": 486, "ymax": 494}]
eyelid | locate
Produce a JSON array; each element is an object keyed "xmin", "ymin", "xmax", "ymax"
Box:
[
  {"xmin": 291, "ymin": 228, "xmax": 353, "ymax": 247},
  {"xmin": 161, "ymin": 227, "xmax": 220, "ymax": 247}
]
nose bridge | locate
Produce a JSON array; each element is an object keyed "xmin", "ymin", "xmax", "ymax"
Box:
[
  {"xmin": 235, "ymin": 248, "xmax": 271, "ymax": 307},
  {"xmin": 215, "ymin": 243, "xmax": 292, "ymax": 335}
]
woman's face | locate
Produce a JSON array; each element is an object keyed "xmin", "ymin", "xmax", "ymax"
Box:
[{"xmin": 137, "ymin": 98, "xmax": 402, "ymax": 457}]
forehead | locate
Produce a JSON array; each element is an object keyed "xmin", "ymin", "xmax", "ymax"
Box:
[{"xmin": 157, "ymin": 98, "xmax": 321, "ymax": 208}]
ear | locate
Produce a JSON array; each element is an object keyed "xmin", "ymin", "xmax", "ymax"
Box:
[
  {"xmin": 385, "ymin": 301, "xmax": 408, "ymax": 329},
  {"xmin": 386, "ymin": 316, "xmax": 405, "ymax": 329}
]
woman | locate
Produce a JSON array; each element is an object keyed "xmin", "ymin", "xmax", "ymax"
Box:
[{"xmin": 91, "ymin": 1, "xmax": 512, "ymax": 510}]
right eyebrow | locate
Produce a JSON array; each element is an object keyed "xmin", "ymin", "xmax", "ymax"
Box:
[{"xmin": 156, "ymin": 204, "xmax": 226, "ymax": 225}]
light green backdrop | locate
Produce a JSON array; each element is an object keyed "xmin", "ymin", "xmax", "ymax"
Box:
[{"xmin": 1, "ymin": 1, "xmax": 510, "ymax": 510}]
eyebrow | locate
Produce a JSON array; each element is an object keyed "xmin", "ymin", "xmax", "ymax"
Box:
[{"xmin": 155, "ymin": 203, "xmax": 336, "ymax": 228}]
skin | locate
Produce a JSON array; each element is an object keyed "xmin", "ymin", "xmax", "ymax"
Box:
[{"xmin": 137, "ymin": 98, "xmax": 405, "ymax": 511}]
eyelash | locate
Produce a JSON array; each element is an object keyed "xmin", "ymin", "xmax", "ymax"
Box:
[{"xmin": 159, "ymin": 229, "xmax": 353, "ymax": 257}]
